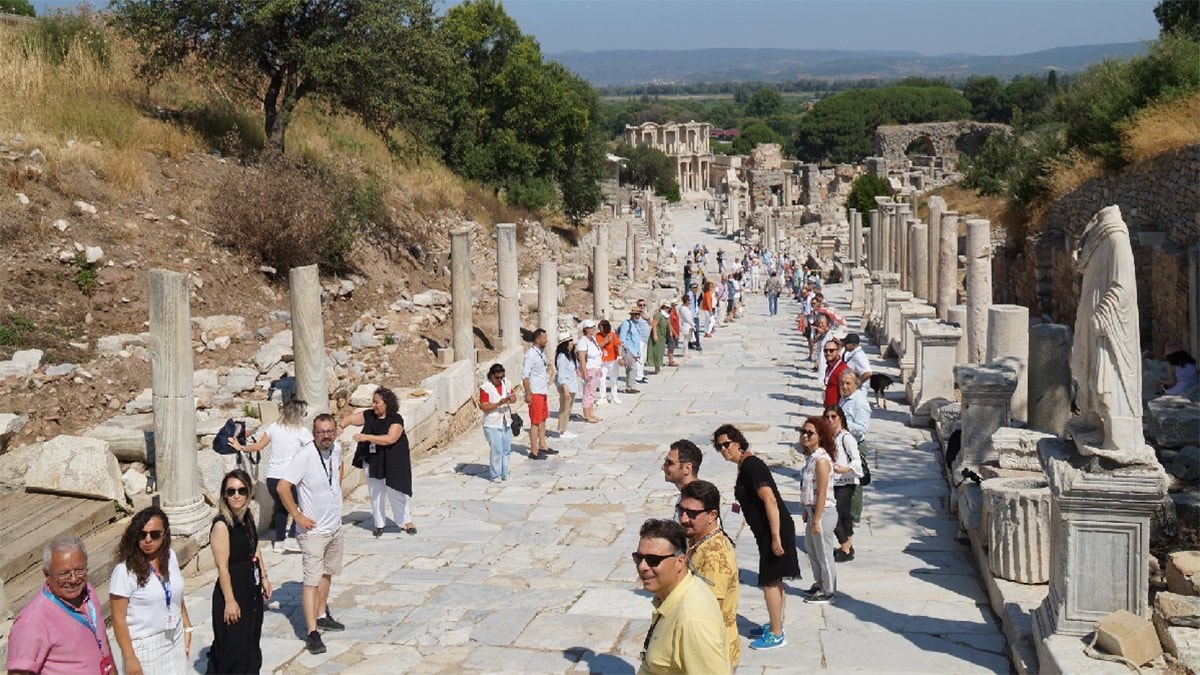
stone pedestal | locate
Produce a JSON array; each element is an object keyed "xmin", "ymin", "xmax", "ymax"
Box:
[
  {"xmin": 986, "ymin": 304, "xmax": 1030, "ymax": 424},
  {"xmin": 1028, "ymin": 324, "xmax": 1072, "ymax": 436},
  {"xmin": 965, "ymin": 218, "xmax": 993, "ymax": 364},
  {"xmin": 982, "ymin": 477, "xmax": 1051, "ymax": 584},
  {"xmin": 850, "ymin": 268, "xmax": 869, "ymax": 311},
  {"xmin": 927, "ymin": 196, "xmax": 945, "ymax": 307},
  {"xmin": 149, "ymin": 269, "xmax": 212, "ymax": 536},
  {"xmin": 495, "ymin": 223, "xmax": 520, "ymax": 350},
  {"xmin": 937, "ymin": 211, "xmax": 959, "ymax": 320},
  {"xmin": 910, "ymin": 321, "xmax": 963, "ymax": 426},
  {"xmin": 953, "ymin": 362, "xmax": 1017, "ymax": 475},
  {"xmin": 898, "ymin": 305, "xmax": 937, "ymax": 384},
  {"xmin": 1033, "ymin": 437, "xmax": 1169, "ymax": 643},
  {"xmin": 288, "ymin": 264, "xmax": 329, "ymax": 416},
  {"xmin": 882, "ymin": 290, "xmax": 914, "ymax": 348},
  {"xmin": 450, "ymin": 226, "xmax": 475, "ymax": 365},
  {"xmin": 625, "ymin": 221, "xmax": 637, "ymax": 282},
  {"xmin": 593, "ymin": 245, "xmax": 609, "ymax": 320},
  {"xmin": 871, "ymin": 273, "xmax": 901, "ymax": 339},
  {"xmin": 910, "ymin": 222, "xmax": 929, "ymax": 301},
  {"xmin": 538, "ymin": 262, "xmax": 558, "ymax": 338},
  {"xmin": 947, "ymin": 304, "xmax": 969, "ymax": 365}
]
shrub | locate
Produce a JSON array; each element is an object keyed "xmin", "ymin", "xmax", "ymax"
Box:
[
  {"xmin": 1, "ymin": 0, "xmax": 35, "ymax": 17},
  {"xmin": 22, "ymin": 9, "xmax": 109, "ymax": 67},
  {"xmin": 846, "ymin": 174, "xmax": 890, "ymax": 218}
]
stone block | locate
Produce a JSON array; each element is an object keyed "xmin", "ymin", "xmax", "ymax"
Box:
[
  {"xmin": 982, "ymin": 477, "xmax": 1051, "ymax": 584},
  {"xmin": 122, "ymin": 468, "xmax": 148, "ymax": 499},
  {"xmin": 421, "ymin": 357, "xmax": 477, "ymax": 416},
  {"xmin": 350, "ymin": 383, "xmax": 378, "ymax": 408},
  {"xmin": 957, "ymin": 481, "xmax": 983, "ymax": 531},
  {"xmin": 0, "ymin": 348, "xmax": 44, "ymax": 380},
  {"xmin": 193, "ymin": 315, "xmax": 246, "ymax": 338},
  {"xmin": 0, "ymin": 413, "xmax": 29, "ymax": 451},
  {"xmin": 1094, "ymin": 610, "xmax": 1162, "ymax": 666},
  {"xmin": 1147, "ymin": 396, "xmax": 1200, "ymax": 448},
  {"xmin": 96, "ymin": 334, "xmax": 146, "ymax": 357},
  {"xmin": 25, "ymin": 435, "xmax": 124, "ymax": 502},
  {"xmin": 1154, "ymin": 622, "xmax": 1200, "ymax": 670},
  {"xmin": 1170, "ymin": 445, "xmax": 1199, "ymax": 481},
  {"xmin": 197, "ymin": 449, "xmax": 239, "ymax": 502},
  {"xmin": 1154, "ymin": 592, "xmax": 1200, "ymax": 628},
  {"xmin": 225, "ymin": 367, "xmax": 258, "ymax": 394},
  {"xmin": 85, "ymin": 424, "xmax": 153, "ymax": 463},
  {"xmin": 1167, "ymin": 551, "xmax": 1200, "ymax": 596},
  {"xmin": 993, "ymin": 427, "xmax": 1053, "ymax": 472},
  {"xmin": 0, "ymin": 441, "xmax": 41, "ymax": 489},
  {"xmin": 254, "ymin": 343, "xmax": 290, "ymax": 373}
]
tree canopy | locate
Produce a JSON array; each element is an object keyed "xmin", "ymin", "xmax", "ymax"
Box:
[
  {"xmin": 615, "ymin": 144, "xmax": 680, "ymax": 202},
  {"xmin": 0, "ymin": 0, "xmax": 34, "ymax": 17},
  {"xmin": 1155, "ymin": 0, "xmax": 1200, "ymax": 40}
]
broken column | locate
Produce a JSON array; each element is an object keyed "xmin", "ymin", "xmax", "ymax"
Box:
[
  {"xmin": 927, "ymin": 196, "xmax": 945, "ymax": 306},
  {"xmin": 450, "ymin": 225, "xmax": 474, "ymax": 365},
  {"xmin": 850, "ymin": 268, "xmax": 869, "ymax": 312},
  {"xmin": 646, "ymin": 200, "xmax": 656, "ymax": 241},
  {"xmin": 948, "ymin": 304, "xmax": 969, "ymax": 364},
  {"xmin": 149, "ymin": 269, "xmax": 211, "ymax": 536},
  {"xmin": 803, "ymin": 164, "xmax": 820, "ymax": 205},
  {"xmin": 625, "ymin": 220, "xmax": 637, "ymax": 282},
  {"xmin": 937, "ymin": 211, "xmax": 959, "ymax": 320},
  {"xmin": 952, "ymin": 362, "xmax": 1017, "ymax": 475},
  {"xmin": 288, "ymin": 264, "xmax": 329, "ymax": 416},
  {"xmin": 633, "ymin": 234, "xmax": 643, "ymax": 281},
  {"xmin": 986, "ymin": 304, "xmax": 1030, "ymax": 425},
  {"xmin": 909, "ymin": 221, "xmax": 929, "ymax": 301},
  {"xmin": 897, "ymin": 205, "xmax": 911, "ymax": 289},
  {"xmin": 495, "ymin": 223, "xmax": 519, "ymax": 350},
  {"xmin": 982, "ymin": 477, "xmax": 1051, "ymax": 584},
  {"xmin": 965, "ymin": 218, "xmax": 993, "ymax": 364},
  {"xmin": 593, "ymin": 244, "xmax": 609, "ymax": 320},
  {"xmin": 910, "ymin": 321, "xmax": 963, "ymax": 426},
  {"xmin": 728, "ymin": 193, "xmax": 739, "ymax": 235},
  {"xmin": 538, "ymin": 261, "xmax": 558, "ymax": 338},
  {"xmin": 848, "ymin": 208, "xmax": 860, "ymax": 267},
  {"xmin": 1027, "ymin": 323, "xmax": 1072, "ymax": 436}
]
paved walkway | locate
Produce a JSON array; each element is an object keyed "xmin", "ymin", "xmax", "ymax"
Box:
[{"xmin": 168, "ymin": 205, "xmax": 1009, "ymax": 673}]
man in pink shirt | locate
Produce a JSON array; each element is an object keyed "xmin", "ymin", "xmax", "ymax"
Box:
[{"xmin": 6, "ymin": 536, "xmax": 115, "ymax": 675}]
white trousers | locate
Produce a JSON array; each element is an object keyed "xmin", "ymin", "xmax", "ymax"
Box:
[
  {"xmin": 367, "ymin": 467, "xmax": 410, "ymax": 528},
  {"xmin": 637, "ymin": 339, "xmax": 648, "ymax": 379}
]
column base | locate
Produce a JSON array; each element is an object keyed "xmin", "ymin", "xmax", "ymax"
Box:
[{"xmin": 162, "ymin": 499, "xmax": 215, "ymax": 540}]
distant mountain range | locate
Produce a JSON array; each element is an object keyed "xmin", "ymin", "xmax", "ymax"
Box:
[{"xmin": 548, "ymin": 43, "xmax": 1148, "ymax": 87}]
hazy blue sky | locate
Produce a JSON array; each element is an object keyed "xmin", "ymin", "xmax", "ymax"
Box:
[{"xmin": 32, "ymin": 0, "xmax": 1162, "ymax": 56}]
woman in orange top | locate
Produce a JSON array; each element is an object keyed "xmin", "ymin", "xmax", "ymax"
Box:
[
  {"xmin": 596, "ymin": 320, "xmax": 622, "ymax": 404},
  {"xmin": 701, "ymin": 281, "xmax": 718, "ymax": 337}
]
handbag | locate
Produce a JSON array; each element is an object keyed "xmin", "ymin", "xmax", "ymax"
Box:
[
  {"xmin": 859, "ymin": 440, "xmax": 872, "ymax": 486},
  {"xmin": 510, "ymin": 412, "xmax": 524, "ymax": 436}
]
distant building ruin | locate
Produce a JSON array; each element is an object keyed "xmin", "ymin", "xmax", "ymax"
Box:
[
  {"xmin": 623, "ymin": 121, "xmax": 714, "ymax": 193},
  {"xmin": 874, "ymin": 121, "xmax": 1011, "ymax": 166}
]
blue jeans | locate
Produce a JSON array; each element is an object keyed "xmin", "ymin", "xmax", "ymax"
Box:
[
  {"xmin": 691, "ymin": 315, "xmax": 702, "ymax": 349},
  {"xmin": 767, "ymin": 293, "xmax": 779, "ymax": 315},
  {"xmin": 483, "ymin": 426, "xmax": 512, "ymax": 480}
]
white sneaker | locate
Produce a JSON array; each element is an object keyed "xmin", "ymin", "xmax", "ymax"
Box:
[{"xmin": 560, "ymin": 431, "xmax": 578, "ymax": 439}]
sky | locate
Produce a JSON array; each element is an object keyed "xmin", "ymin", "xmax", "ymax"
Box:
[{"xmin": 31, "ymin": 0, "xmax": 1163, "ymax": 56}]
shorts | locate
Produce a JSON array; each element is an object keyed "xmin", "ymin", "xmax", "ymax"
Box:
[
  {"xmin": 528, "ymin": 393, "xmax": 549, "ymax": 425},
  {"xmin": 298, "ymin": 527, "xmax": 344, "ymax": 586}
]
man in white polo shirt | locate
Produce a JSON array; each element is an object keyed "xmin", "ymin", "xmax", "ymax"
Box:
[{"xmin": 278, "ymin": 413, "xmax": 345, "ymax": 655}]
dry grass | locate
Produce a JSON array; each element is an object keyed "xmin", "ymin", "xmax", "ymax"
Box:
[{"xmin": 1121, "ymin": 92, "xmax": 1200, "ymax": 165}]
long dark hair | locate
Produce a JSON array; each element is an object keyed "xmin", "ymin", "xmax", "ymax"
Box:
[
  {"xmin": 117, "ymin": 506, "xmax": 172, "ymax": 587},
  {"xmin": 803, "ymin": 416, "xmax": 838, "ymax": 462},
  {"xmin": 555, "ymin": 337, "xmax": 577, "ymax": 365}
]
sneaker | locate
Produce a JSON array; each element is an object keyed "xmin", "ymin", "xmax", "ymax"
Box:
[
  {"xmin": 804, "ymin": 591, "xmax": 834, "ymax": 605},
  {"xmin": 636, "ymin": 378, "xmax": 648, "ymax": 384},
  {"xmin": 834, "ymin": 549, "xmax": 855, "ymax": 563},
  {"xmin": 748, "ymin": 622, "xmax": 771, "ymax": 638},
  {"xmin": 559, "ymin": 431, "xmax": 578, "ymax": 439},
  {"xmin": 306, "ymin": 630, "xmax": 326, "ymax": 654},
  {"xmin": 802, "ymin": 583, "xmax": 822, "ymax": 597},
  {"xmin": 316, "ymin": 613, "xmax": 345, "ymax": 632},
  {"xmin": 749, "ymin": 629, "xmax": 786, "ymax": 650},
  {"xmin": 372, "ymin": 527, "xmax": 383, "ymax": 538}
]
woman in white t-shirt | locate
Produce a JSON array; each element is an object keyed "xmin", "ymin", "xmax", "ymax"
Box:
[
  {"xmin": 230, "ymin": 399, "xmax": 312, "ymax": 546},
  {"xmin": 575, "ymin": 320, "xmax": 604, "ymax": 424},
  {"xmin": 110, "ymin": 507, "xmax": 190, "ymax": 675}
]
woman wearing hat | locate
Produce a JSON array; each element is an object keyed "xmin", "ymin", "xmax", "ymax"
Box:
[
  {"xmin": 554, "ymin": 331, "xmax": 580, "ymax": 439},
  {"xmin": 575, "ymin": 320, "xmax": 604, "ymax": 423}
]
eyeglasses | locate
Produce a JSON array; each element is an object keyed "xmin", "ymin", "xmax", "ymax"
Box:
[
  {"xmin": 800, "ymin": 429, "xmax": 816, "ymax": 437},
  {"xmin": 631, "ymin": 552, "xmax": 681, "ymax": 567},
  {"xmin": 224, "ymin": 486, "xmax": 250, "ymax": 497},
  {"xmin": 315, "ymin": 429, "xmax": 337, "ymax": 436},
  {"xmin": 662, "ymin": 458, "xmax": 678, "ymax": 468},
  {"xmin": 53, "ymin": 568, "xmax": 87, "ymax": 583},
  {"xmin": 823, "ymin": 348, "xmax": 839, "ymax": 353},
  {"xmin": 714, "ymin": 440, "xmax": 733, "ymax": 450},
  {"xmin": 140, "ymin": 529, "xmax": 164, "ymax": 541},
  {"xmin": 674, "ymin": 505, "xmax": 709, "ymax": 519}
]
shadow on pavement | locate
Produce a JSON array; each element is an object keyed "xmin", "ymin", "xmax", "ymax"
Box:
[{"xmin": 567, "ymin": 647, "xmax": 636, "ymax": 674}]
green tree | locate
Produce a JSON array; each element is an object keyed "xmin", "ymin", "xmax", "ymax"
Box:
[
  {"xmin": 732, "ymin": 122, "xmax": 783, "ymax": 154},
  {"xmin": 845, "ymin": 174, "xmax": 890, "ymax": 219},
  {"xmin": 111, "ymin": 0, "xmax": 449, "ymax": 152},
  {"xmin": 1001, "ymin": 75, "xmax": 1051, "ymax": 125},
  {"xmin": 746, "ymin": 87, "xmax": 784, "ymax": 118},
  {"xmin": 0, "ymin": 0, "xmax": 34, "ymax": 17},
  {"xmin": 962, "ymin": 75, "xmax": 1006, "ymax": 122},
  {"xmin": 1155, "ymin": 0, "xmax": 1200, "ymax": 40},
  {"xmin": 616, "ymin": 144, "xmax": 679, "ymax": 202}
]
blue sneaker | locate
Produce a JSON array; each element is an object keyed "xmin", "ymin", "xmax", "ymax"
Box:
[
  {"xmin": 748, "ymin": 622, "xmax": 771, "ymax": 638},
  {"xmin": 749, "ymin": 629, "xmax": 787, "ymax": 650}
]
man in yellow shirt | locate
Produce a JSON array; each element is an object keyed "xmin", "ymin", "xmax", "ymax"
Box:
[
  {"xmin": 677, "ymin": 480, "xmax": 740, "ymax": 669},
  {"xmin": 635, "ymin": 519, "xmax": 729, "ymax": 675}
]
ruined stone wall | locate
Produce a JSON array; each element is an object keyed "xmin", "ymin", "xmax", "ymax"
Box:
[{"xmin": 992, "ymin": 144, "xmax": 1199, "ymax": 352}]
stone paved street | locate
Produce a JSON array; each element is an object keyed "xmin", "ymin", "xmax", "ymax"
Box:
[{"xmin": 165, "ymin": 205, "xmax": 1009, "ymax": 673}]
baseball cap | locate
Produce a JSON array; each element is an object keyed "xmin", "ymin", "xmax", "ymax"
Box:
[{"xmin": 580, "ymin": 319, "xmax": 597, "ymax": 330}]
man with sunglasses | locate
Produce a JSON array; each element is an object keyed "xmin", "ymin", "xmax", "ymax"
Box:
[
  {"xmin": 662, "ymin": 439, "xmax": 702, "ymax": 498},
  {"xmin": 277, "ymin": 413, "xmax": 346, "ymax": 654},
  {"xmin": 634, "ymin": 519, "xmax": 728, "ymax": 675},
  {"xmin": 676, "ymin": 481, "xmax": 740, "ymax": 670},
  {"xmin": 822, "ymin": 338, "xmax": 849, "ymax": 408},
  {"xmin": 7, "ymin": 536, "xmax": 116, "ymax": 675}
]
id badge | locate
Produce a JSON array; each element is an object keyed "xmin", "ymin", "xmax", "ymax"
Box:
[
  {"xmin": 99, "ymin": 654, "xmax": 117, "ymax": 675},
  {"xmin": 369, "ymin": 442, "xmax": 377, "ymax": 454},
  {"xmin": 731, "ymin": 502, "xmax": 741, "ymax": 514},
  {"xmin": 252, "ymin": 558, "xmax": 261, "ymax": 587},
  {"xmin": 165, "ymin": 612, "xmax": 179, "ymax": 630}
]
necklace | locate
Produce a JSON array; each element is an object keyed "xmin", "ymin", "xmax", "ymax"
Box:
[{"xmin": 688, "ymin": 528, "xmax": 721, "ymax": 555}]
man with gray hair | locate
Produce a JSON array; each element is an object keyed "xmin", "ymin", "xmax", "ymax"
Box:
[{"xmin": 7, "ymin": 536, "xmax": 116, "ymax": 674}]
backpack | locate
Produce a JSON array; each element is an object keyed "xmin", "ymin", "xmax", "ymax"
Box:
[
  {"xmin": 841, "ymin": 433, "xmax": 871, "ymax": 486},
  {"xmin": 213, "ymin": 419, "xmax": 259, "ymax": 466}
]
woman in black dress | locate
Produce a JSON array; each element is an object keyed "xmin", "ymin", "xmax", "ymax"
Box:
[
  {"xmin": 207, "ymin": 469, "xmax": 271, "ymax": 674},
  {"xmin": 714, "ymin": 423, "xmax": 800, "ymax": 651}
]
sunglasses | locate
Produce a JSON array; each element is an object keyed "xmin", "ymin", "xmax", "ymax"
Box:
[
  {"xmin": 714, "ymin": 440, "xmax": 733, "ymax": 450},
  {"xmin": 800, "ymin": 429, "xmax": 816, "ymax": 437},
  {"xmin": 140, "ymin": 529, "xmax": 164, "ymax": 541},
  {"xmin": 823, "ymin": 348, "xmax": 839, "ymax": 353},
  {"xmin": 631, "ymin": 552, "xmax": 681, "ymax": 568},
  {"xmin": 224, "ymin": 486, "xmax": 250, "ymax": 497},
  {"xmin": 674, "ymin": 505, "xmax": 709, "ymax": 519}
]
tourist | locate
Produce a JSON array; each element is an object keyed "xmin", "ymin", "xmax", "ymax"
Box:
[
  {"xmin": 633, "ymin": 519, "xmax": 729, "ymax": 674},
  {"xmin": 229, "ymin": 398, "xmax": 311, "ymax": 549},
  {"xmin": 521, "ymin": 328, "xmax": 552, "ymax": 457},
  {"xmin": 676, "ymin": 480, "xmax": 740, "ymax": 670},
  {"xmin": 840, "ymin": 333, "xmax": 873, "ymax": 387},
  {"xmin": 662, "ymin": 439, "xmax": 702, "ymax": 498},
  {"xmin": 822, "ymin": 337, "xmax": 849, "ymax": 408},
  {"xmin": 764, "ymin": 270, "xmax": 783, "ymax": 316},
  {"xmin": 824, "ymin": 406, "xmax": 864, "ymax": 563},
  {"xmin": 6, "ymin": 536, "xmax": 115, "ymax": 675},
  {"xmin": 716, "ymin": 247, "xmax": 726, "ymax": 274},
  {"xmin": 109, "ymin": 507, "xmax": 190, "ymax": 675},
  {"xmin": 838, "ymin": 370, "xmax": 872, "ymax": 444},
  {"xmin": 554, "ymin": 332, "xmax": 581, "ymax": 438},
  {"xmin": 636, "ymin": 299, "xmax": 651, "ymax": 383},
  {"xmin": 701, "ymin": 281, "xmax": 718, "ymax": 337},
  {"xmin": 666, "ymin": 301, "xmax": 682, "ymax": 366},
  {"xmin": 811, "ymin": 292, "xmax": 846, "ymax": 327},
  {"xmin": 207, "ymin": 469, "xmax": 271, "ymax": 674},
  {"xmin": 811, "ymin": 315, "xmax": 831, "ymax": 374},
  {"xmin": 724, "ymin": 273, "xmax": 739, "ymax": 321},
  {"xmin": 713, "ymin": 424, "xmax": 800, "ymax": 650},
  {"xmin": 576, "ymin": 320, "xmax": 605, "ymax": 422},
  {"xmin": 278, "ymin": 414, "xmax": 346, "ymax": 655},
  {"xmin": 1159, "ymin": 344, "xmax": 1198, "ymax": 395},
  {"xmin": 479, "ymin": 363, "xmax": 522, "ymax": 477},
  {"xmin": 344, "ymin": 387, "xmax": 415, "ymax": 534},
  {"xmin": 799, "ymin": 416, "xmax": 838, "ymax": 604},
  {"xmin": 596, "ymin": 320, "xmax": 621, "ymax": 404},
  {"xmin": 646, "ymin": 303, "xmax": 670, "ymax": 375},
  {"xmin": 684, "ymin": 283, "xmax": 702, "ymax": 351},
  {"xmin": 617, "ymin": 309, "xmax": 643, "ymax": 394}
]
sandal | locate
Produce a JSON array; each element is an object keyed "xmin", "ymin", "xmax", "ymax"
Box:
[{"xmin": 403, "ymin": 524, "xmax": 417, "ymax": 535}]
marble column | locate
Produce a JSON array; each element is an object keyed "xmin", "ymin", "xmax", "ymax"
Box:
[
  {"xmin": 965, "ymin": 218, "xmax": 993, "ymax": 364},
  {"xmin": 1028, "ymin": 323, "xmax": 1073, "ymax": 436},
  {"xmin": 288, "ymin": 264, "xmax": 329, "ymax": 416},
  {"xmin": 538, "ymin": 262, "xmax": 558, "ymax": 338},
  {"xmin": 947, "ymin": 304, "xmax": 969, "ymax": 365},
  {"xmin": 593, "ymin": 245, "xmax": 609, "ymax": 321},
  {"xmin": 848, "ymin": 209, "xmax": 859, "ymax": 266},
  {"xmin": 937, "ymin": 211, "xmax": 959, "ymax": 320},
  {"xmin": 149, "ymin": 269, "xmax": 211, "ymax": 536},
  {"xmin": 728, "ymin": 193, "xmax": 739, "ymax": 235},
  {"xmin": 927, "ymin": 196, "xmax": 945, "ymax": 305},
  {"xmin": 850, "ymin": 268, "xmax": 869, "ymax": 311},
  {"xmin": 495, "ymin": 223, "xmax": 520, "ymax": 350},
  {"xmin": 646, "ymin": 200, "xmax": 656, "ymax": 241},
  {"xmin": 625, "ymin": 220, "xmax": 637, "ymax": 282},
  {"xmin": 986, "ymin": 304, "xmax": 1030, "ymax": 424},
  {"xmin": 910, "ymin": 321, "xmax": 963, "ymax": 426},
  {"xmin": 868, "ymin": 210, "xmax": 880, "ymax": 271},
  {"xmin": 633, "ymin": 234, "xmax": 643, "ymax": 281},
  {"xmin": 450, "ymin": 226, "xmax": 474, "ymax": 365},
  {"xmin": 953, "ymin": 362, "xmax": 1018, "ymax": 475},
  {"xmin": 896, "ymin": 205, "xmax": 911, "ymax": 289},
  {"xmin": 909, "ymin": 222, "xmax": 928, "ymax": 301}
]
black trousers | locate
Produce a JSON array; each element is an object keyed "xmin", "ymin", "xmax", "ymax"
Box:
[{"xmin": 833, "ymin": 484, "xmax": 857, "ymax": 545}]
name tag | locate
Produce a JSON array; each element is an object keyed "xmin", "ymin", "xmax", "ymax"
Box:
[
  {"xmin": 368, "ymin": 442, "xmax": 377, "ymax": 454},
  {"xmin": 165, "ymin": 612, "xmax": 179, "ymax": 629}
]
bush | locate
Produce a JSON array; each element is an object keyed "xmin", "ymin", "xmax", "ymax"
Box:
[
  {"xmin": 1, "ymin": 0, "xmax": 35, "ymax": 17},
  {"xmin": 845, "ymin": 174, "xmax": 891, "ymax": 218},
  {"xmin": 22, "ymin": 9, "xmax": 109, "ymax": 66}
]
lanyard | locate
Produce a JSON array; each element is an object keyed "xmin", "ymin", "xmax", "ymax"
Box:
[
  {"xmin": 317, "ymin": 449, "xmax": 333, "ymax": 486},
  {"xmin": 43, "ymin": 588, "xmax": 105, "ymax": 655},
  {"xmin": 151, "ymin": 564, "xmax": 171, "ymax": 608}
]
